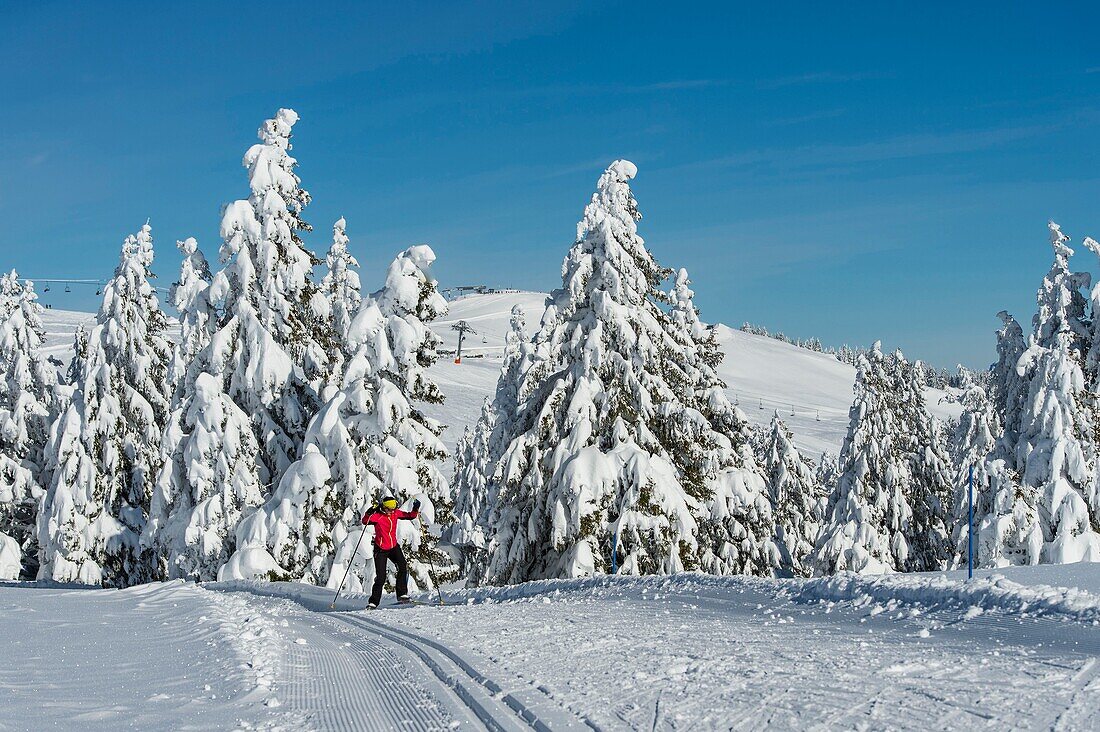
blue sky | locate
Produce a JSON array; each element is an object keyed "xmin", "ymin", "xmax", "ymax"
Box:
[{"xmin": 2, "ymin": 1, "xmax": 1098, "ymax": 368}]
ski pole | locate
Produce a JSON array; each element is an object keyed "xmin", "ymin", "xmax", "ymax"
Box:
[{"xmin": 330, "ymin": 527, "xmax": 367, "ymax": 610}]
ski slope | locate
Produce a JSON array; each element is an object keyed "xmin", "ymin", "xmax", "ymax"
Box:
[
  {"xmin": 39, "ymin": 293, "xmax": 962, "ymax": 461},
  {"xmin": 4, "ymin": 565, "xmax": 1098, "ymax": 730},
  {"xmin": 422, "ymin": 292, "xmax": 963, "ymax": 459},
  {"xmin": 38, "ymin": 309, "xmax": 94, "ymax": 367}
]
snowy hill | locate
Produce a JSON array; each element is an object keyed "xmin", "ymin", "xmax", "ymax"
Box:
[
  {"xmin": 37, "ymin": 309, "xmax": 95, "ymax": 366},
  {"xmin": 422, "ymin": 292, "xmax": 964, "ymax": 459},
  {"xmin": 39, "ymin": 295, "xmax": 963, "ymax": 460},
  {"xmin": 433, "ymin": 291, "xmax": 551, "ymax": 357}
]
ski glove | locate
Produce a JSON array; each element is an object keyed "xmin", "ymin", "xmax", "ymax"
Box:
[{"xmin": 412, "ymin": 500, "xmax": 422, "ymax": 512}]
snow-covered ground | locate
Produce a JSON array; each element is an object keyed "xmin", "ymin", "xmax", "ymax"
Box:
[
  {"xmin": 38, "ymin": 293, "xmax": 961, "ymax": 459},
  {"xmin": 37, "ymin": 309, "xmax": 94, "ymax": 367},
  {"xmin": 4, "ymin": 565, "xmax": 1098, "ymax": 730},
  {"xmin": 0, "ymin": 580, "xmax": 306, "ymax": 730}
]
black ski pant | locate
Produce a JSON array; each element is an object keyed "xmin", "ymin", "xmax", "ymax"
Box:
[{"xmin": 370, "ymin": 545, "xmax": 409, "ymax": 605}]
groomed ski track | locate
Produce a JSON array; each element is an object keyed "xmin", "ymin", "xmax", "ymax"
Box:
[
  {"xmin": 209, "ymin": 568, "xmax": 1100, "ymax": 732},
  {"xmin": 3, "ymin": 569, "xmax": 1098, "ymax": 730},
  {"xmin": 207, "ymin": 582, "xmax": 592, "ymax": 731}
]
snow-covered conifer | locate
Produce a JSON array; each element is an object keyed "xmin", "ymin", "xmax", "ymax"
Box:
[
  {"xmin": 762, "ymin": 413, "xmax": 821, "ymax": 577},
  {"xmin": 37, "ymin": 224, "xmax": 172, "ymax": 586},
  {"xmin": 205, "ymin": 107, "xmax": 331, "ymax": 482},
  {"xmin": 65, "ymin": 323, "xmax": 88, "ymax": 388},
  {"xmin": 990, "ymin": 311, "xmax": 1028, "ymax": 457},
  {"xmin": 666, "ymin": 269, "xmax": 778, "ymax": 578},
  {"xmin": 812, "ymin": 344, "xmax": 951, "ymax": 575},
  {"xmin": 147, "ymin": 371, "xmax": 263, "ymax": 580},
  {"xmin": 1009, "ymin": 222, "xmax": 1100, "ymax": 563},
  {"xmin": 890, "ymin": 355, "xmax": 954, "ymax": 571},
  {"xmin": 222, "ymin": 245, "xmax": 455, "ymax": 590},
  {"xmin": 146, "ymin": 110, "xmax": 336, "ymax": 578},
  {"xmin": 0, "ymin": 272, "xmax": 54, "ymax": 579},
  {"xmin": 948, "ymin": 385, "xmax": 1000, "ymax": 567},
  {"xmin": 451, "ymin": 401, "xmax": 496, "ymax": 576},
  {"xmin": 811, "ymin": 346, "xmax": 900, "ymax": 575},
  {"xmin": 816, "ymin": 451, "xmax": 839, "ymax": 495},
  {"xmin": 481, "ymin": 161, "xmax": 775, "ymax": 584},
  {"xmin": 321, "ymin": 217, "xmax": 362, "ymax": 353},
  {"xmin": 167, "ymin": 237, "xmax": 215, "ymax": 396}
]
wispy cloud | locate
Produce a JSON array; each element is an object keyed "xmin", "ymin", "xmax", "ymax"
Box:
[
  {"xmin": 756, "ymin": 71, "xmax": 888, "ymax": 90},
  {"xmin": 506, "ymin": 79, "xmax": 732, "ymax": 99},
  {"xmin": 767, "ymin": 108, "xmax": 847, "ymax": 126},
  {"xmin": 1087, "ymin": 67, "xmax": 1100, "ymax": 74},
  {"xmin": 630, "ymin": 79, "xmax": 729, "ymax": 92},
  {"xmin": 676, "ymin": 117, "xmax": 1086, "ymax": 174}
]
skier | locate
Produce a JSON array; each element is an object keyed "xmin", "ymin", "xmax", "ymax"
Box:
[{"xmin": 362, "ymin": 496, "xmax": 421, "ymax": 608}]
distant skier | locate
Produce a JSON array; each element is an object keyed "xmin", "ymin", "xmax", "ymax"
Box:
[{"xmin": 362, "ymin": 496, "xmax": 421, "ymax": 608}]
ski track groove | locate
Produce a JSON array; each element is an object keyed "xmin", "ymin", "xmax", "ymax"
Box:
[
  {"xmin": 333, "ymin": 612, "xmax": 595, "ymax": 732},
  {"xmin": 281, "ymin": 614, "xmax": 460, "ymax": 731},
  {"xmin": 216, "ymin": 582, "xmax": 593, "ymax": 732},
  {"xmin": 1053, "ymin": 657, "xmax": 1100, "ymax": 731}
]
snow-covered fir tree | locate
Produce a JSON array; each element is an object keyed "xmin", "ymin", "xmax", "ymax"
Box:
[
  {"xmin": 971, "ymin": 457, "xmax": 1043, "ymax": 567},
  {"xmin": 65, "ymin": 323, "xmax": 88, "ymax": 388},
  {"xmin": 145, "ymin": 109, "xmax": 335, "ymax": 579},
  {"xmin": 812, "ymin": 344, "xmax": 952, "ymax": 575},
  {"xmin": 322, "ymin": 217, "xmax": 361, "ymax": 347},
  {"xmin": 37, "ymin": 224, "xmax": 172, "ymax": 586},
  {"xmin": 222, "ymin": 245, "xmax": 455, "ymax": 591},
  {"xmin": 451, "ymin": 401, "xmax": 495, "ymax": 576},
  {"xmin": 1007, "ymin": 222, "xmax": 1100, "ymax": 563},
  {"xmin": 816, "ymin": 451, "xmax": 840, "ymax": 496},
  {"xmin": 668, "ymin": 269, "xmax": 778, "ymax": 578},
  {"xmin": 1083, "ymin": 236, "xmax": 1100, "ymax": 389},
  {"xmin": 889, "ymin": 354, "xmax": 954, "ymax": 571},
  {"xmin": 146, "ymin": 370, "xmax": 263, "ymax": 581},
  {"xmin": 811, "ymin": 345, "xmax": 900, "ymax": 575},
  {"xmin": 166, "ymin": 237, "xmax": 215, "ymax": 397},
  {"xmin": 480, "ymin": 161, "xmax": 775, "ymax": 585},
  {"xmin": 948, "ymin": 384, "xmax": 1000, "ymax": 567},
  {"xmin": 205, "ymin": 107, "xmax": 331, "ymax": 483},
  {"xmin": 761, "ymin": 412, "xmax": 822, "ymax": 577},
  {"xmin": 990, "ymin": 310, "xmax": 1028, "ymax": 458},
  {"xmin": 0, "ymin": 272, "xmax": 55, "ymax": 579}
]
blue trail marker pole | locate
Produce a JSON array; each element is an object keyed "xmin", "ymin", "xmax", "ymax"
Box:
[{"xmin": 968, "ymin": 464, "xmax": 974, "ymax": 580}]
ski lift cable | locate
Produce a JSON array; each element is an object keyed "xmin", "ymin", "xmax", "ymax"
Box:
[
  {"xmin": 25, "ymin": 277, "xmax": 169, "ymax": 293},
  {"xmin": 736, "ymin": 392, "xmax": 842, "ymax": 420}
]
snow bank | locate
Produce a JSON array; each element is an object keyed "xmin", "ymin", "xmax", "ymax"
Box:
[
  {"xmin": 213, "ymin": 564, "xmax": 1100, "ymax": 625},
  {"xmin": 785, "ymin": 571, "xmax": 1100, "ymax": 624},
  {"xmin": 439, "ymin": 572, "xmax": 1100, "ymax": 623}
]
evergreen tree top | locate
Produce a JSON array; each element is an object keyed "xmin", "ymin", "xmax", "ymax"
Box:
[
  {"xmin": 98, "ymin": 223, "xmax": 166, "ymax": 333},
  {"xmin": 1033, "ymin": 221, "xmax": 1090, "ymax": 347}
]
